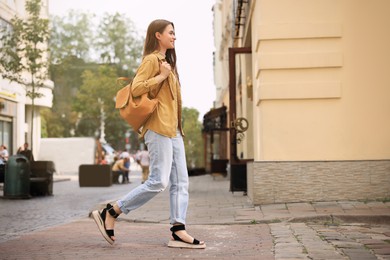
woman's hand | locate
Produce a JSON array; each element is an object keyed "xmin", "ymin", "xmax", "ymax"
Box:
[
  {"xmin": 160, "ymin": 61, "xmax": 171, "ymax": 79},
  {"xmin": 154, "ymin": 61, "xmax": 172, "ymax": 84}
]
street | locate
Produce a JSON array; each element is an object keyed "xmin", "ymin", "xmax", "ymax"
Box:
[
  {"xmin": 0, "ymin": 173, "xmax": 142, "ymax": 243},
  {"xmin": 0, "ymin": 172, "xmax": 389, "ymax": 259}
]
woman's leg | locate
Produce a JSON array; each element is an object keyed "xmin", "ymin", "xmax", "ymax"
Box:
[
  {"xmin": 117, "ymin": 130, "xmax": 173, "ymax": 213},
  {"xmin": 168, "ymin": 131, "xmax": 204, "ymax": 246},
  {"xmin": 169, "ymin": 131, "xmax": 189, "ymax": 225},
  {"xmin": 103, "ymin": 130, "xmax": 173, "ymax": 241}
]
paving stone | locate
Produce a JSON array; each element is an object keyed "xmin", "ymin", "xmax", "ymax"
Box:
[
  {"xmin": 274, "ymin": 243, "xmax": 303, "ymax": 251},
  {"xmin": 344, "ymin": 233, "xmax": 371, "ymax": 239},
  {"xmin": 342, "ymin": 248, "xmax": 377, "ymax": 260},
  {"xmin": 331, "ymin": 241, "xmax": 365, "ymax": 248},
  {"xmin": 358, "ymin": 239, "xmax": 388, "ymax": 245},
  {"xmin": 373, "ymin": 248, "xmax": 390, "ymax": 255},
  {"xmin": 366, "ymin": 202, "xmax": 389, "ymax": 209},
  {"xmin": 275, "ymin": 256, "xmax": 309, "ymax": 259},
  {"xmin": 308, "ymin": 253, "xmax": 346, "ymax": 260},
  {"xmin": 366, "ymin": 244, "xmax": 390, "ymax": 249},
  {"xmin": 1, "ymin": 172, "xmax": 390, "ymax": 259},
  {"xmin": 276, "ymin": 237, "xmax": 300, "ymax": 243},
  {"xmin": 0, "ymin": 221, "xmax": 274, "ymax": 259},
  {"xmin": 261, "ymin": 203, "xmax": 287, "ymax": 210}
]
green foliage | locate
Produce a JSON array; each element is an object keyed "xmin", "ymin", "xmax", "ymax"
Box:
[
  {"xmin": 40, "ymin": 113, "xmax": 48, "ymax": 138},
  {"xmin": 0, "ymin": 0, "xmax": 49, "ymax": 91},
  {"xmin": 42, "ymin": 11, "xmax": 144, "ymax": 148},
  {"xmin": 72, "ymin": 65, "xmax": 129, "ymax": 147},
  {"xmin": 45, "ymin": 56, "xmax": 91, "ymax": 137},
  {"xmin": 96, "ymin": 12, "xmax": 143, "ymax": 75},
  {"xmin": 50, "ymin": 10, "xmax": 93, "ymax": 63},
  {"xmin": 40, "ymin": 107, "xmax": 69, "ymax": 137},
  {"xmin": 182, "ymin": 107, "xmax": 204, "ymax": 168},
  {"xmin": 0, "ymin": 0, "xmax": 50, "ymax": 148}
]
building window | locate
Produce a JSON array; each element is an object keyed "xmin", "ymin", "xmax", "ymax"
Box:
[
  {"xmin": 0, "ymin": 17, "xmax": 12, "ymax": 33},
  {"xmin": 0, "ymin": 17, "xmax": 13, "ymax": 49},
  {"xmin": 0, "ymin": 117, "xmax": 13, "ymax": 154}
]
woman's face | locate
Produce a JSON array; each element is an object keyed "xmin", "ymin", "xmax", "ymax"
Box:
[{"xmin": 158, "ymin": 24, "xmax": 176, "ymax": 50}]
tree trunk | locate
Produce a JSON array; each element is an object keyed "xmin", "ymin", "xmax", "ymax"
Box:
[{"xmin": 30, "ymin": 76, "xmax": 35, "ymax": 152}]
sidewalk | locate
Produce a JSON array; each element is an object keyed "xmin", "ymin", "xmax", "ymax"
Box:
[
  {"xmin": 0, "ymin": 173, "xmax": 389, "ymax": 259},
  {"xmin": 94, "ymin": 174, "xmax": 390, "ymax": 226}
]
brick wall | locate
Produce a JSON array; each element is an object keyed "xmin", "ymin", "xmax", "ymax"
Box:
[{"xmin": 247, "ymin": 160, "xmax": 390, "ymax": 205}]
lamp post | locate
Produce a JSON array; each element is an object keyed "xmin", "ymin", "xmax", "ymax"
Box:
[{"xmin": 98, "ymin": 98, "xmax": 106, "ymax": 144}]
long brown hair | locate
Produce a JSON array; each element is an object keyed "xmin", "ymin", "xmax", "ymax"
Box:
[{"xmin": 143, "ymin": 19, "xmax": 178, "ymax": 75}]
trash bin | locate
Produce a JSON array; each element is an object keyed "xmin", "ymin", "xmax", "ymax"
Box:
[{"xmin": 4, "ymin": 155, "xmax": 31, "ymax": 199}]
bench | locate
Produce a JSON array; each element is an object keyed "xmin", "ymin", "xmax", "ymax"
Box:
[
  {"xmin": 30, "ymin": 161, "xmax": 55, "ymax": 196},
  {"xmin": 79, "ymin": 164, "xmax": 112, "ymax": 187}
]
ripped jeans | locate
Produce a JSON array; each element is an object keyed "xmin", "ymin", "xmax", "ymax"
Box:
[{"xmin": 117, "ymin": 129, "xmax": 189, "ymax": 225}]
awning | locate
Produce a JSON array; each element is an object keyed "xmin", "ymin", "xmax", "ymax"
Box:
[{"xmin": 202, "ymin": 106, "xmax": 228, "ymax": 133}]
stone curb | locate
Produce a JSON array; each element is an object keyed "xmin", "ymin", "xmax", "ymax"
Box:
[
  {"xmin": 283, "ymin": 214, "xmax": 390, "ymax": 225},
  {"xmin": 331, "ymin": 214, "xmax": 390, "ymax": 224},
  {"xmin": 53, "ymin": 177, "xmax": 71, "ymax": 183}
]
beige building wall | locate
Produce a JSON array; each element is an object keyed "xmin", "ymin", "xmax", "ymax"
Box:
[
  {"xmin": 247, "ymin": 0, "xmax": 390, "ymax": 204},
  {"xmin": 213, "ymin": 0, "xmax": 390, "ymax": 204},
  {"xmin": 252, "ymin": 0, "xmax": 390, "ymax": 161}
]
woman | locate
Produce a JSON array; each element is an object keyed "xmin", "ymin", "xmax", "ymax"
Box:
[{"xmin": 92, "ymin": 19, "xmax": 205, "ymax": 249}]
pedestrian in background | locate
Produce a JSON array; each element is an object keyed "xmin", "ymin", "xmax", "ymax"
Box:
[
  {"xmin": 17, "ymin": 142, "xmax": 34, "ymax": 162},
  {"xmin": 136, "ymin": 146, "xmax": 150, "ymax": 184},
  {"xmin": 92, "ymin": 19, "xmax": 205, "ymax": 249},
  {"xmin": 0, "ymin": 145, "xmax": 9, "ymax": 164},
  {"xmin": 112, "ymin": 154, "xmax": 130, "ymax": 184},
  {"xmin": 120, "ymin": 152, "xmax": 131, "ymax": 183}
]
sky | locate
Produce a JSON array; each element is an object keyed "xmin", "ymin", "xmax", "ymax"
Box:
[{"xmin": 48, "ymin": 0, "xmax": 217, "ymax": 121}]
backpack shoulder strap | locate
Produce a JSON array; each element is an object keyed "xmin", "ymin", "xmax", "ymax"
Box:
[{"xmin": 152, "ymin": 54, "xmax": 164, "ymax": 97}]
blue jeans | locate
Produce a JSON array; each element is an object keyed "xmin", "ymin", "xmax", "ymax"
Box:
[{"xmin": 117, "ymin": 129, "xmax": 189, "ymax": 225}]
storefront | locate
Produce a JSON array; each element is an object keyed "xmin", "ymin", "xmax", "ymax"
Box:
[
  {"xmin": 202, "ymin": 106, "xmax": 229, "ymax": 176},
  {"xmin": 1, "ymin": 0, "xmax": 53, "ymax": 158},
  {"xmin": 0, "ymin": 98, "xmax": 16, "ymax": 154}
]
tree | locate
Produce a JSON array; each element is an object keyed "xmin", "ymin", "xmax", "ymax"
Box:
[
  {"xmin": 42, "ymin": 11, "xmax": 143, "ymax": 149},
  {"xmin": 0, "ymin": 0, "xmax": 50, "ymax": 150},
  {"xmin": 49, "ymin": 10, "xmax": 94, "ymax": 63},
  {"xmin": 182, "ymin": 107, "xmax": 204, "ymax": 168},
  {"xmin": 46, "ymin": 11, "xmax": 96, "ymax": 137},
  {"xmin": 96, "ymin": 12, "xmax": 143, "ymax": 76},
  {"xmin": 73, "ymin": 65, "xmax": 129, "ymax": 148},
  {"xmin": 46, "ymin": 56, "xmax": 93, "ymax": 137}
]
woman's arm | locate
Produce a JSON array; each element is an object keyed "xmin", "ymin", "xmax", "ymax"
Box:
[{"xmin": 131, "ymin": 56, "xmax": 171, "ymax": 97}]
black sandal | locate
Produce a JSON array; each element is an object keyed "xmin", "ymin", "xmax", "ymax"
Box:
[
  {"xmin": 92, "ymin": 203, "xmax": 119, "ymax": 245},
  {"xmin": 167, "ymin": 225, "xmax": 206, "ymax": 249}
]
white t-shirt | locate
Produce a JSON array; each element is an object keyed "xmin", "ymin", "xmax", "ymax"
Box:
[
  {"xmin": 137, "ymin": 150, "xmax": 150, "ymax": 166},
  {"xmin": 1, "ymin": 149, "xmax": 8, "ymax": 159}
]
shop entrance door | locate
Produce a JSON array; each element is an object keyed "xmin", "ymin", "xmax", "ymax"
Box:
[{"xmin": 228, "ymin": 47, "xmax": 252, "ymax": 192}]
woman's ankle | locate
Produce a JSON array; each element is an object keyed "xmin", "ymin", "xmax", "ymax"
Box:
[{"xmin": 113, "ymin": 204, "xmax": 122, "ymax": 215}]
